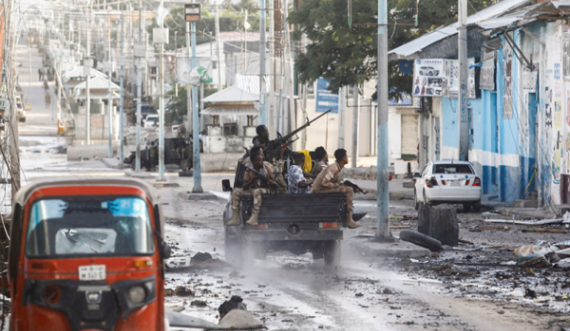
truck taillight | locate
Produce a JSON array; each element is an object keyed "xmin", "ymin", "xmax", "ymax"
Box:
[
  {"xmin": 426, "ymin": 177, "xmax": 438, "ymax": 188},
  {"xmin": 320, "ymin": 222, "xmax": 338, "ymax": 229},
  {"xmin": 473, "ymin": 177, "xmax": 481, "ymax": 186}
]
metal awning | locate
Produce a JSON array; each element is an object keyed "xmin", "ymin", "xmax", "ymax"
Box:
[
  {"xmin": 202, "ymin": 106, "xmax": 258, "ymax": 116},
  {"xmin": 388, "ymin": 0, "xmax": 532, "ymax": 61}
]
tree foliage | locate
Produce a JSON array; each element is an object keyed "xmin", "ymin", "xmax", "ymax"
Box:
[{"xmin": 290, "ymin": 0, "xmax": 491, "ymax": 100}]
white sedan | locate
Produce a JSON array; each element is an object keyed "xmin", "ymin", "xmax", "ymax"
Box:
[
  {"xmin": 414, "ymin": 161, "xmax": 482, "ymax": 211},
  {"xmin": 143, "ymin": 114, "xmax": 158, "ymax": 128}
]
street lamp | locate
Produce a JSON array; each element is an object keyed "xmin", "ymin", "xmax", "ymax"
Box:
[{"xmin": 174, "ymin": 31, "xmax": 178, "ymax": 51}]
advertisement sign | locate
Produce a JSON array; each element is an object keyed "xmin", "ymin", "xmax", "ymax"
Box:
[
  {"xmin": 523, "ymin": 70, "xmax": 538, "ymax": 92},
  {"xmin": 412, "ymin": 59, "xmax": 446, "ymax": 97},
  {"xmin": 316, "ymin": 78, "xmax": 339, "ymax": 113},
  {"xmin": 480, "ymin": 49, "xmax": 495, "ymax": 90}
]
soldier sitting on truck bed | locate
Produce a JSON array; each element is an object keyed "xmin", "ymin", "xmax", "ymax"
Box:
[
  {"xmin": 311, "ymin": 146, "xmax": 329, "ymax": 177},
  {"xmin": 310, "ymin": 149, "xmax": 361, "ymax": 229},
  {"xmin": 226, "ymin": 151, "xmax": 278, "ymax": 226},
  {"xmin": 252, "ymin": 125, "xmax": 269, "ymax": 147},
  {"xmin": 288, "ymin": 153, "xmax": 313, "ymax": 194}
]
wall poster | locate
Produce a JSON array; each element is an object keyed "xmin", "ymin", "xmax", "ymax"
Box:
[{"xmin": 412, "ymin": 59, "xmax": 446, "ymax": 97}]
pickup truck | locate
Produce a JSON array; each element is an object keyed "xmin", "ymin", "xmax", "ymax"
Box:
[{"xmin": 222, "ymin": 162, "xmax": 347, "ymax": 266}]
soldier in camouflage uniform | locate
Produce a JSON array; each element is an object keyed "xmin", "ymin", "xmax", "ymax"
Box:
[{"xmin": 226, "ymin": 151, "xmax": 278, "ymax": 226}]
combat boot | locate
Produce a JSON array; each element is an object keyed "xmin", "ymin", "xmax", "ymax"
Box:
[
  {"xmin": 225, "ymin": 211, "xmax": 241, "ymax": 226},
  {"xmin": 246, "ymin": 213, "xmax": 259, "ymax": 226},
  {"xmin": 345, "ymin": 211, "xmax": 361, "ymax": 229}
]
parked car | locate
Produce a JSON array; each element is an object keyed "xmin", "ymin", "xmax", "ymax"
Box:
[
  {"xmin": 144, "ymin": 114, "xmax": 158, "ymax": 128},
  {"xmin": 414, "ymin": 160, "xmax": 482, "ymax": 211}
]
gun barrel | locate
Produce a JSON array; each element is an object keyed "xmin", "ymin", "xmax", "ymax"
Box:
[{"xmin": 280, "ymin": 108, "xmax": 333, "ymax": 142}]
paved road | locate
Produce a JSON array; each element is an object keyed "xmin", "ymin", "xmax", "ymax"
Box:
[{"xmin": 15, "ymin": 38, "xmax": 58, "ymax": 132}]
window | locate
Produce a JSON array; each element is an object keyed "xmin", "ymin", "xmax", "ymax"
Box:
[
  {"xmin": 433, "ymin": 164, "xmax": 474, "ymax": 174},
  {"xmin": 25, "ymin": 197, "xmax": 154, "ymax": 258}
]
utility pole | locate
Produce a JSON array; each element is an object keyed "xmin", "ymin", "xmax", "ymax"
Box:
[
  {"xmin": 136, "ymin": 58, "xmax": 142, "ymax": 171},
  {"xmin": 283, "ymin": 0, "xmax": 294, "ymax": 138},
  {"xmin": 337, "ymin": 86, "xmax": 345, "ymax": 149},
  {"xmin": 158, "ymin": 16, "xmax": 166, "ymax": 181},
  {"xmin": 214, "ymin": 4, "xmax": 222, "ymax": 92},
  {"xmin": 108, "ymin": 13, "xmax": 113, "ymax": 158},
  {"xmin": 351, "ymin": 86, "xmax": 359, "ymax": 168},
  {"xmin": 458, "ymin": 0, "xmax": 468, "ymax": 161},
  {"xmin": 215, "ymin": 4, "xmax": 222, "ymax": 92},
  {"xmin": 120, "ymin": 12, "xmax": 125, "ymax": 162},
  {"xmin": 186, "ymin": 21, "xmax": 192, "ymax": 134},
  {"xmin": 268, "ymin": 0, "xmax": 275, "ymax": 133},
  {"xmin": 376, "ymin": 0, "xmax": 390, "ymax": 239},
  {"xmin": 136, "ymin": 0, "xmax": 143, "ymax": 171},
  {"xmin": 259, "ymin": 0, "xmax": 267, "ymax": 125},
  {"xmin": 86, "ymin": 3, "xmax": 92, "ymax": 144},
  {"xmin": 191, "ymin": 1, "xmax": 203, "ymax": 193}
]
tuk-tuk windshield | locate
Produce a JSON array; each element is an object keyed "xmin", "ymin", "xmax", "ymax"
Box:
[{"xmin": 25, "ymin": 197, "xmax": 155, "ymax": 258}]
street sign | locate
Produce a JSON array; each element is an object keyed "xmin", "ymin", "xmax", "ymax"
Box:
[
  {"xmin": 153, "ymin": 28, "xmax": 169, "ymax": 44},
  {"xmin": 316, "ymin": 78, "xmax": 339, "ymax": 113},
  {"xmin": 0, "ymin": 98, "xmax": 9, "ymax": 114},
  {"xmin": 184, "ymin": 4, "xmax": 201, "ymax": 22}
]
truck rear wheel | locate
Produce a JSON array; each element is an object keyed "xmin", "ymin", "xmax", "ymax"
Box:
[
  {"xmin": 224, "ymin": 230, "xmax": 243, "ymax": 267},
  {"xmin": 324, "ymin": 240, "xmax": 341, "ymax": 267}
]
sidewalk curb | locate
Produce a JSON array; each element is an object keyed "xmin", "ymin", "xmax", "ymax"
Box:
[
  {"xmin": 353, "ymin": 191, "xmax": 414, "ymax": 201},
  {"xmin": 346, "ymin": 237, "xmax": 431, "ymax": 258},
  {"xmin": 177, "ymin": 190, "xmax": 222, "ymax": 201},
  {"xmin": 126, "ymin": 171, "xmax": 155, "ymax": 179}
]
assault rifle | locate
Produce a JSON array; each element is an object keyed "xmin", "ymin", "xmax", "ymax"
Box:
[
  {"xmin": 263, "ymin": 108, "xmax": 333, "ymax": 160},
  {"xmin": 245, "ymin": 166, "xmax": 287, "ymax": 190},
  {"xmin": 342, "ymin": 180, "xmax": 368, "ymax": 194}
]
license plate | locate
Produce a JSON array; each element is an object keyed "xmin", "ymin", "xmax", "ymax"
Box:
[
  {"xmin": 78, "ymin": 265, "xmax": 106, "ymax": 281},
  {"xmin": 449, "ymin": 180, "xmax": 461, "ymax": 187}
]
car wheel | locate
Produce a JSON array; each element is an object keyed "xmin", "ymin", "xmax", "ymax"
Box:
[
  {"xmin": 225, "ymin": 230, "xmax": 243, "ymax": 267},
  {"xmin": 324, "ymin": 240, "xmax": 341, "ymax": 267},
  {"xmin": 463, "ymin": 203, "xmax": 471, "ymax": 212},
  {"xmin": 414, "ymin": 189, "xmax": 419, "ymax": 210},
  {"xmin": 472, "ymin": 202, "xmax": 481, "ymax": 212}
]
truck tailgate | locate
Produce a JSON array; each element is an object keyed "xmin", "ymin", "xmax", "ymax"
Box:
[{"xmin": 240, "ymin": 193, "xmax": 347, "ymax": 223}]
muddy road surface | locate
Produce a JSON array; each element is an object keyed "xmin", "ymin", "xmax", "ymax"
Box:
[{"xmin": 160, "ymin": 188, "xmax": 568, "ymax": 331}]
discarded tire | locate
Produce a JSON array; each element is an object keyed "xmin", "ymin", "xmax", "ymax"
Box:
[
  {"xmin": 417, "ymin": 203, "xmax": 430, "ymax": 235},
  {"xmin": 399, "ymin": 230, "xmax": 443, "ymax": 252}
]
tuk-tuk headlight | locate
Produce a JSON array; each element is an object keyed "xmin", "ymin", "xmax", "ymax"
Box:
[{"xmin": 129, "ymin": 285, "xmax": 147, "ymax": 304}]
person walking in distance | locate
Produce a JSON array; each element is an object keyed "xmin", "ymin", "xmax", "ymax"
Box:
[{"xmin": 311, "ymin": 149, "xmax": 361, "ymax": 229}]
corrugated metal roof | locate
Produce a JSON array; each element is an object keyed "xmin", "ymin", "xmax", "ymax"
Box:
[
  {"xmin": 389, "ymin": 0, "xmax": 533, "ymax": 60},
  {"xmin": 62, "ymin": 67, "xmax": 107, "ymax": 81},
  {"xmin": 202, "ymin": 106, "xmax": 258, "ymax": 116},
  {"xmin": 203, "ymin": 85, "xmax": 259, "ymax": 103},
  {"xmin": 73, "ymin": 76, "xmax": 121, "ymax": 91}
]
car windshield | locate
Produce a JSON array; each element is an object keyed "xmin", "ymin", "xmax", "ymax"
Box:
[
  {"xmin": 433, "ymin": 164, "xmax": 473, "ymax": 174},
  {"xmin": 25, "ymin": 197, "xmax": 155, "ymax": 258}
]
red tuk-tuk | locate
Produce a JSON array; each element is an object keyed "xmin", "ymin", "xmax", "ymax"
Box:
[{"xmin": 8, "ymin": 177, "xmax": 171, "ymax": 331}]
